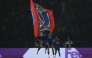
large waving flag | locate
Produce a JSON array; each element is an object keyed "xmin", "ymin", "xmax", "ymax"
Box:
[{"xmin": 30, "ymin": 0, "xmax": 55, "ymax": 38}]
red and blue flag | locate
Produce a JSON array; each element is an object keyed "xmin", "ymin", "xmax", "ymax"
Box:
[{"xmin": 30, "ymin": 0, "xmax": 55, "ymax": 38}]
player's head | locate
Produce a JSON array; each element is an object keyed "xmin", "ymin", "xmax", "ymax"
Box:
[
  {"xmin": 46, "ymin": 27, "xmax": 50, "ymax": 31},
  {"xmin": 42, "ymin": 27, "xmax": 45, "ymax": 31}
]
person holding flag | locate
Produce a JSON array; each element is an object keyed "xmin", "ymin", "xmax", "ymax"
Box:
[
  {"xmin": 30, "ymin": 0, "xmax": 55, "ymax": 58},
  {"xmin": 36, "ymin": 27, "xmax": 55, "ymax": 58},
  {"xmin": 46, "ymin": 27, "xmax": 55, "ymax": 58},
  {"xmin": 36, "ymin": 27, "xmax": 48, "ymax": 55}
]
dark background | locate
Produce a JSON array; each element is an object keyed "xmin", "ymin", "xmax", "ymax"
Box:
[{"xmin": 0, "ymin": 0, "xmax": 92, "ymax": 47}]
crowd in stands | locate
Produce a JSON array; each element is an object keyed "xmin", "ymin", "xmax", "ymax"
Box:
[{"xmin": 0, "ymin": 0, "xmax": 92, "ymax": 47}]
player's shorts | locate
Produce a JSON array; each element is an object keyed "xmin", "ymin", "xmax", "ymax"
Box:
[
  {"xmin": 40, "ymin": 36, "xmax": 53, "ymax": 46},
  {"xmin": 47, "ymin": 39, "xmax": 53, "ymax": 45},
  {"xmin": 55, "ymin": 46, "xmax": 60, "ymax": 51},
  {"xmin": 41, "ymin": 39, "xmax": 48, "ymax": 45},
  {"xmin": 40, "ymin": 36, "xmax": 46, "ymax": 45}
]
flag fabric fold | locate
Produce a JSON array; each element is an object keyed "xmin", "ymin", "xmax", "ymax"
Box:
[
  {"xmin": 47, "ymin": 10, "xmax": 55, "ymax": 33},
  {"xmin": 30, "ymin": 0, "xmax": 40, "ymax": 38}
]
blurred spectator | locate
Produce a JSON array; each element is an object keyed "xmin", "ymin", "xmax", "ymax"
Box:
[{"xmin": 63, "ymin": 37, "xmax": 74, "ymax": 47}]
